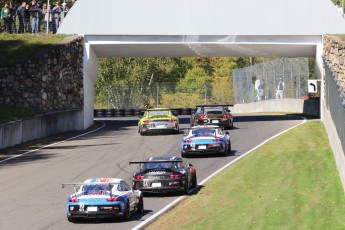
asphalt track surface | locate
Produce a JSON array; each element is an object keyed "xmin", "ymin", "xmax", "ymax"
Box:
[{"xmin": 0, "ymin": 114, "xmax": 304, "ymax": 230}]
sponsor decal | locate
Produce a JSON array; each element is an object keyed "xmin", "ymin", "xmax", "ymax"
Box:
[{"xmin": 148, "ymin": 171, "xmax": 166, "ymax": 175}]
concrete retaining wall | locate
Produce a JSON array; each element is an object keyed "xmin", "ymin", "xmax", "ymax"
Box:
[
  {"xmin": 0, "ymin": 110, "xmax": 83, "ymax": 150},
  {"xmin": 234, "ymin": 98, "xmax": 320, "ymax": 116}
]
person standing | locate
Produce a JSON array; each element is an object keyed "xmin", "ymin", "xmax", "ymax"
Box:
[
  {"xmin": 52, "ymin": 2, "xmax": 62, "ymax": 33},
  {"xmin": 36, "ymin": 1, "xmax": 43, "ymax": 32},
  {"xmin": 30, "ymin": 0, "xmax": 40, "ymax": 34},
  {"xmin": 17, "ymin": 1, "xmax": 26, "ymax": 33},
  {"xmin": 24, "ymin": 3, "xmax": 30, "ymax": 32},
  {"xmin": 41, "ymin": 3, "xmax": 48, "ymax": 32},
  {"xmin": 275, "ymin": 78, "xmax": 285, "ymax": 99},
  {"xmin": 60, "ymin": 2, "xmax": 69, "ymax": 23},
  {"xmin": 42, "ymin": 4, "xmax": 54, "ymax": 33},
  {"xmin": 9, "ymin": 2, "xmax": 17, "ymax": 33},
  {"xmin": 1, "ymin": 2, "xmax": 11, "ymax": 33}
]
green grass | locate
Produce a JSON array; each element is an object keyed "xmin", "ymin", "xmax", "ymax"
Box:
[
  {"xmin": 0, "ymin": 104, "xmax": 42, "ymax": 124},
  {"xmin": 147, "ymin": 121, "xmax": 345, "ymax": 230},
  {"xmin": 0, "ymin": 33, "xmax": 66, "ymax": 65}
]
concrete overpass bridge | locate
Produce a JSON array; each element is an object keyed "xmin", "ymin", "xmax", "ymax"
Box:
[{"xmin": 58, "ymin": 0, "xmax": 345, "ymax": 129}]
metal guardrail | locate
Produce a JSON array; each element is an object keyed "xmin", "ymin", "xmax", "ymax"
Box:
[{"xmin": 324, "ymin": 57, "xmax": 345, "ymax": 154}]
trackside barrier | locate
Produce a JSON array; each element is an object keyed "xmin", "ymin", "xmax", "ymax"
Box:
[
  {"xmin": 0, "ymin": 109, "xmax": 83, "ymax": 150},
  {"xmin": 94, "ymin": 108, "xmax": 194, "ymax": 117},
  {"xmin": 233, "ymin": 98, "xmax": 320, "ymax": 117}
]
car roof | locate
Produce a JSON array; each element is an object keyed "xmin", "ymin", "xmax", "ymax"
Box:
[
  {"xmin": 147, "ymin": 156, "xmax": 182, "ymax": 162},
  {"xmin": 196, "ymin": 104, "xmax": 233, "ymax": 107},
  {"xmin": 83, "ymin": 178, "xmax": 122, "ymax": 184},
  {"xmin": 145, "ymin": 108, "xmax": 171, "ymax": 111}
]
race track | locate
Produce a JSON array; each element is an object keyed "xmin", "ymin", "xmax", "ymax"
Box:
[{"xmin": 0, "ymin": 114, "xmax": 304, "ymax": 230}]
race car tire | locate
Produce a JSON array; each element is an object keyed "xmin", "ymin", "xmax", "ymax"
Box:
[
  {"xmin": 67, "ymin": 214, "xmax": 76, "ymax": 223},
  {"xmin": 222, "ymin": 144, "xmax": 229, "ymax": 157},
  {"xmin": 181, "ymin": 151, "xmax": 188, "ymax": 158},
  {"xmin": 228, "ymin": 142, "xmax": 232, "ymax": 155},
  {"xmin": 137, "ymin": 196, "xmax": 144, "ymax": 214},
  {"xmin": 192, "ymin": 173, "xmax": 197, "ymax": 188},
  {"xmin": 175, "ymin": 125, "xmax": 180, "ymax": 134},
  {"xmin": 183, "ymin": 179, "xmax": 189, "ymax": 195},
  {"xmin": 122, "ymin": 201, "xmax": 131, "ymax": 221},
  {"xmin": 139, "ymin": 127, "xmax": 144, "ymax": 136}
]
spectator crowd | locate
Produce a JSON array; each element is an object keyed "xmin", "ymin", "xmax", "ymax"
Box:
[{"xmin": 0, "ymin": 0, "xmax": 75, "ymax": 34}]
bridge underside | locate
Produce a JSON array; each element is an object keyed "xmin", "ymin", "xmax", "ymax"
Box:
[{"xmin": 86, "ymin": 35, "xmax": 320, "ymax": 58}]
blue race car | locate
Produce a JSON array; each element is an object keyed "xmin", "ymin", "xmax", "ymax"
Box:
[
  {"xmin": 62, "ymin": 178, "xmax": 143, "ymax": 222},
  {"xmin": 181, "ymin": 125, "xmax": 231, "ymax": 157}
]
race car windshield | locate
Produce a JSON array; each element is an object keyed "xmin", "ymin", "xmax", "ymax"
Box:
[
  {"xmin": 83, "ymin": 184, "xmax": 115, "ymax": 195},
  {"xmin": 148, "ymin": 111, "xmax": 169, "ymax": 116},
  {"xmin": 192, "ymin": 129, "xmax": 216, "ymax": 137},
  {"xmin": 142, "ymin": 162, "xmax": 179, "ymax": 170}
]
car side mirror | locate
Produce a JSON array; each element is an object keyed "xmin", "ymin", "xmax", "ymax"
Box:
[{"xmin": 188, "ymin": 163, "xmax": 193, "ymax": 167}]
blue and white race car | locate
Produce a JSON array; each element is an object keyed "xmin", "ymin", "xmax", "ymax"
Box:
[
  {"xmin": 62, "ymin": 178, "xmax": 144, "ymax": 222},
  {"xmin": 181, "ymin": 125, "xmax": 231, "ymax": 157}
]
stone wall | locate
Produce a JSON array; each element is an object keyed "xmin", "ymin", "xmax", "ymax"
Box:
[
  {"xmin": 323, "ymin": 35, "xmax": 345, "ymax": 90},
  {"xmin": 0, "ymin": 36, "xmax": 84, "ymax": 112}
]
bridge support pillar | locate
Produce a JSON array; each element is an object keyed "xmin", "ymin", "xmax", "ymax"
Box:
[
  {"xmin": 82, "ymin": 38, "xmax": 99, "ymax": 129},
  {"xmin": 315, "ymin": 42, "xmax": 324, "ymax": 120}
]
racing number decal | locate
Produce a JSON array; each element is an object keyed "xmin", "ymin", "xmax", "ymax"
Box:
[
  {"xmin": 79, "ymin": 202, "xmax": 85, "ymax": 212},
  {"xmin": 143, "ymin": 179, "xmax": 149, "ymax": 187}
]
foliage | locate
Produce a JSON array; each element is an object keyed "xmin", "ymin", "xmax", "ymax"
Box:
[
  {"xmin": 208, "ymin": 77, "xmax": 235, "ymax": 105},
  {"xmin": 160, "ymin": 92, "xmax": 204, "ymax": 108},
  {"xmin": 95, "ymin": 57, "xmax": 191, "ymax": 108},
  {"xmin": 95, "ymin": 57, "xmax": 241, "ymax": 108},
  {"xmin": 176, "ymin": 67, "xmax": 212, "ymax": 95}
]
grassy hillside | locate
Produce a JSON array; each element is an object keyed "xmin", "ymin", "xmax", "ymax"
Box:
[
  {"xmin": 0, "ymin": 33, "xmax": 66, "ymax": 65},
  {"xmin": 147, "ymin": 121, "xmax": 345, "ymax": 230}
]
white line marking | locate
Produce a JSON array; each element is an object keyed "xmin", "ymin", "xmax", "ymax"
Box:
[
  {"xmin": 131, "ymin": 117, "xmax": 307, "ymax": 230},
  {"xmin": 0, "ymin": 121, "xmax": 106, "ymax": 164}
]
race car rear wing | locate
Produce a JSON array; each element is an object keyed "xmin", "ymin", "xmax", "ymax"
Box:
[
  {"xmin": 129, "ymin": 160, "xmax": 183, "ymax": 173},
  {"xmin": 129, "ymin": 160, "xmax": 183, "ymax": 165}
]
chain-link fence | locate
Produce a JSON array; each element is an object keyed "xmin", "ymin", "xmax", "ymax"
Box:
[
  {"xmin": 103, "ymin": 78, "xmax": 234, "ymax": 109},
  {"xmin": 232, "ymin": 58, "xmax": 309, "ymax": 104}
]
